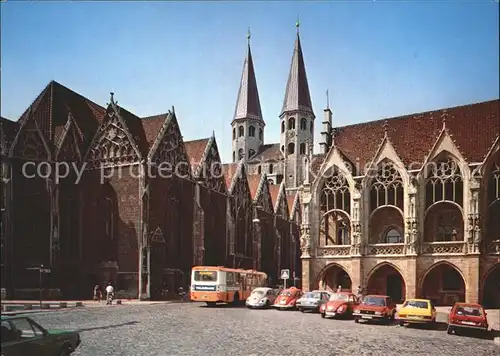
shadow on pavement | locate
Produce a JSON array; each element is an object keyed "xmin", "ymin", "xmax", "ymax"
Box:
[
  {"xmin": 76, "ymin": 321, "xmax": 139, "ymax": 332},
  {"xmin": 198, "ymin": 303, "xmax": 246, "ymax": 309},
  {"xmin": 449, "ymin": 328, "xmax": 500, "ymax": 341},
  {"xmin": 401, "ymin": 321, "xmax": 449, "ymax": 331}
]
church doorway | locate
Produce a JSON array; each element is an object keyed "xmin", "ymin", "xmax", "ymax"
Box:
[
  {"xmin": 366, "ymin": 263, "xmax": 406, "ymax": 303},
  {"xmin": 318, "ymin": 263, "xmax": 352, "ymax": 292}
]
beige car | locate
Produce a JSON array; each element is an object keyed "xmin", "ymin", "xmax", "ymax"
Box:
[{"xmin": 246, "ymin": 287, "xmax": 279, "ymax": 308}]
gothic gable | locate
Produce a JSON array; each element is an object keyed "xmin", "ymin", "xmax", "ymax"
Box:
[
  {"xmin": 256, "ymin": 176, "xmax": 274, "ymax": 214},
  {"xmin": 231, "ymin": 164, "xmax": 252, "ymax": 213},
  {"xmin": 199, "ymin": 137, "xmax": 227, "ymax": 194},
  {"xmin": 148, "ymin": 112, "xmax": 191, "ymax": 179},
  {"xmin": 313, "ymin": 145, "xmax": 356, "ymax": 196},
  {"xmin": 11, "ymin": 111, "xmax": 51, "ymax": 161},
  {"xmin": 85, "ymin": 106, "xmax": 142, "ymax": 169},
  {"xmin": 55, "ymin": 115, "xmax": 82, "ymax": 161}
]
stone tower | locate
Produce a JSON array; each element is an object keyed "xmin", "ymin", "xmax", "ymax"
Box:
[
  {"xmin": 231, "ymin": 29, "xmax": 264, "ymax": 162},
  {"xmin": 280, "ymin": 22, "xmax": 315, "ymax": 188}
]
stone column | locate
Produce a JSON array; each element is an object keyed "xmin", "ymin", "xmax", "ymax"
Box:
[
  {"xmin": 405, "ymin": 180, "xmax": 419, "ymax": 256},
  {"xmin": 465, "ymin": 256, "xmax": 480, "ymax": 303},
  {"xmin": 350, "ymin": 194, "xmax": 362, "ymax": 256},
  {"xmin": 467, "ymin": 180, "xmax": 482, "ymax": 254},
  {"xmin": 300, "ymin": 182, "xmax": 312, "ymax": 291}
]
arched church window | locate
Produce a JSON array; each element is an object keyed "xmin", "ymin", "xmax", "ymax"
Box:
[
  {"xmin": 310, "ymin": 121, "xmax": 313, "ymax": 134},
  {"xmin": 435, "ymin": 211, "xmax": 460, "ymax": 241},
  {"xmin": 257, "ymin": 166, "xmax": 261, "ymax": 174},
  {"xmin": 384, "ymin": 228, "xmax": 403, "ymax": 243},
  {"xmin": 370, "ymin": 160, "xmax": 404, "ymax": 212},
  {"xmin": 288, "ymin": 117, "xmax": 295, "ymax": 130},
  {"xmin": 238, "ymin": 149, "xmax": 244, "ymax": 160},
  {"xmin": 238, "ymin": 126, "xmax": 244, "ymax": 137},
  {"xmin": 487, "ymin": 159, "xmax": 500, "ymax": 241},
  {"xmin": 287, "ymin": 143, "xmax": 295, "ymax": 155},
  {"xmin": 299, "ymin": 143, "xmax": 306, "ymax": 154},
  {"xmin": 269, "ymin": 164, "xmax": 274, "ymax": 174},
  {"xmin": 487, "ymin": 161, "xmax": 499, "ymax": 206},
  {"xmin": 281, "ymin": 145, "xmax": 284, "ymax": 152},
  {"xmin": 233, "ymin": 151, "xmax": 236, "ymax": 162},
  {"xmin": 232, "ymin": 128, "xmax": 236, "ymax": 140},
  {"xmin": 300, "ymin": 118, "xmax": 307, "ymax": 130},
  {"xmin": 249, "ymin": 125, "xmax": 255, "ymax": 137},
  {"xmin": 259, "ymin": 128, "xmax": 263, "ymax": 141},
  {"xmin": 319, "ymin": 167, "xmax": 351, "ymax": 246},
  {"xmin": 425, "ymin": 156, "xmax": 463, "ymax": 209},
  {"xmin": 281, "ymin": 121, "xmax": 285, "ymax": 133},
  {"xmin": 249, "ymin": 149, "xmax": 255, "ymax": 158}
]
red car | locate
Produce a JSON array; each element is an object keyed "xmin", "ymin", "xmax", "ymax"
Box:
[
  {"xmin": 447, "ymin": 302, "xmax": 489, "ymax": 335},
  {"xmin": 353, "ymin": 295, "xmax": 397, "ymax": 324},
  {"xmin": 320, "ymin": 292, "xmax": 359, "ymax": 319},
  {"xmin": 272, "ymin": 287, "xmax": 302, "ymax": 310}
]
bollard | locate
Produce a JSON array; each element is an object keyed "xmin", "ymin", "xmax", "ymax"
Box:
[
  {"xmin": 59, "ymin": 302, "xmax": 67, "ymax": 308},
  {"xmin": 75, "ymin": 301, "xmax": 83, "ymax": 307},
  {"xmin": 24, "ymin": 304, "xmax": 33, "ymax": 310},
  {"xmin": 116, "ymin": 300, "xmax": 122, "ymax": 305}
]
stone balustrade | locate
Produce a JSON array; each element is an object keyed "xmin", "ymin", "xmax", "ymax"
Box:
[
  {"xmin": 317, "ymin": 245, "xmax": 351, "ymax": 257},
  {"xmin": 366, "ymin": 243, "xmax": 405, "ymax": 256},
  {"xmin": 421, "ymin": 241, "xmax": 466, "ymax": 255},
  {"xmin": 486, "ymin": 240, "xmax": 500, "ymax": 255}
]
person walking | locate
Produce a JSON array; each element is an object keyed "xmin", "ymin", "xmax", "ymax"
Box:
[
  {"xmin": 93, "ymin": 285, "xmax": 101, "ymax": 303},
  {"xmin": 105, "ymin": 282, "xmax": 115, "ymax": 305}
]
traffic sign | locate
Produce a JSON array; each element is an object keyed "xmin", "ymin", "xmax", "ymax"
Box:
[
  {"xmin": 41, "ymin": 268, "xmax": 51, "ymax": 273},
  {"xmin": 280, "ymin": 269, "xmax": 290, "ymax": 280}
]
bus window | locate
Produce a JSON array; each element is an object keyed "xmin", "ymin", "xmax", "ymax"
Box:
[
  {"xmin": 226, "ymin": 272, "xmax": 234, "ymax": 286},
  {"xmin": 194, "ymin": 271, "xmax": 217, "ymax": 282}
]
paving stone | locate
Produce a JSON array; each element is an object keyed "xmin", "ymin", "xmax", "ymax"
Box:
[{"xmin": 26, "ymin": 304, "xmax": 499, "ymax": 356}]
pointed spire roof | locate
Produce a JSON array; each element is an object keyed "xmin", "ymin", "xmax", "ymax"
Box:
[
  {"xmin": 232, "ymin": 28, "xmax": 263, "ymax": 124},
  {"xmin": 280, "ymin": 26, "xmax": 314, "ymax": 118}
]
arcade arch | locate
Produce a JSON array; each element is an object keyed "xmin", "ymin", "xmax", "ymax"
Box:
[
  {"xmin": 481, "ymin": 264, "xmax": 500, "ymax": 309},
  {"xmin": 420, "ymin": 262, "xmax": 465, "ymax": 306},
  {"xmin": 317, "ymin": 263, "xmax": 352, "ymax": 292},
  {"xmin": 366, "ymin": 263, "xmax": 406, "ymax": 303}
]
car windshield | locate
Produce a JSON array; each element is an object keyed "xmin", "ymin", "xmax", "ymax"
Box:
[
  {"xmin": 329, "ymin": 293, "xmax": 349, "ymax": 302},
  {"xmin": 403, "ymin": 300, "xmax": 429, "ymax": 309},
  {"xmin": 280, "ymin": 290, "xmax": 292, "ymax": 297},
  {"xmin": 304, "ymin": 292, "xmax": 321, "ymax": 299},
  {"xmin": 251, "ymin": 289, "xmax": 267, "ymax": 296},
  {"xmin": 456, "ymin": 306, "xmax": 483, "ymax": 317},
  {"xmin": 363, "ymin": 296, "xmax": 386, "ymax": 306}
]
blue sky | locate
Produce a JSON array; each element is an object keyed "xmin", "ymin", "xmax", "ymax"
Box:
[{"xmin": 1, "ymin": 1, "xmax": 498, "ymax": 162}]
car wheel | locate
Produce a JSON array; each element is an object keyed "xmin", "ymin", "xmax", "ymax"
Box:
[
  {"xmin": 399, "ymin": 321, "xmax": 405, "ymax": 327},
  {"xmin": 354, "ymin": 318, "xmax": 359, "ymax": 323},
  {"xmin": 298, "ymin": 307, "xmax": 303, "ymax": 312},
  {"xmin": 321, "ymin": 313, "xmax": 326, "ymax": 319},
  {"xmin": 447, "ymin": 326, "xmax": 454, "ymax": 335},
  {"xmin": 58, "ymin": 344, "xmax": 72, "ymax": 356},
  {"xmin": 266, "ymin": 300, "xmax": 271, "ymax": 308}
]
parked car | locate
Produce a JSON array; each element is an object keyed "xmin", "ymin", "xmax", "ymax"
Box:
[
  {"xmin": 272, "ymin": 287, "xmax": 302, "ymax": 310},
  {"xmin": 447, "ymin": 302, "xmax": 489, "ymax": 335},
  {"xmin": 397, "ymin": 299, "xmax": 436, "ymax": 326},
  {"xmin": 296, "ymin": 290, "xmax": 331, "ymax": 312},
  {"xmin": 1, "ymin": 314, "xmax": 81, "ymax": 356},
  {"xmin": 246, "ymin": 287, "xmax": 278, "ymax": 308},
  {"xmin": 353, "ymin": 295, "xmax": 397, "ymax": 324},
  {"xmin": 320, "ymin": 292, "xmax": 360, "ymax": 319}
]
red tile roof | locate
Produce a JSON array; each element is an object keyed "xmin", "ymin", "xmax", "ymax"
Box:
[
  {"xmin": 334, "ymin": 100, "xmax": 499, "ymax": 173},
  {"xmin": 247, "ymin": 174, "xmax": 262, "ymax": 200},
  {"xmin": 141, "ymin": 113, "xmax": 169, "ymax": 148},
  {"xmin": 269, "ymin": 184, "xmax": 281, "ymax": 209},
  {"xmin": 222, "ymin": 163, "xmax": 240, "ymax": 191},
  {"xmin": 185, "ymin": 138, "xmax": 210, "ymax": 172},
  {"xmin": 249, "ymin": 143, "xmax": 282, "ymax": 162}
]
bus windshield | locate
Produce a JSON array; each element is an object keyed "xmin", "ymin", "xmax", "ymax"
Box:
[{"xmin": 194, "ymin": 271, "xmax": 217, "ymax": 282}]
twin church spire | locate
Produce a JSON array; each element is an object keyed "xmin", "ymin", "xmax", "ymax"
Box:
[{"xmin": 232, "ymin": 20, "xmax": 314, "ymax": 125}]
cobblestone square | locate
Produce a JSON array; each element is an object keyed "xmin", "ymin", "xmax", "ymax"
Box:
[{"xmin": 25, "ymin": 303, "xmax": 499, "ymax": 356}]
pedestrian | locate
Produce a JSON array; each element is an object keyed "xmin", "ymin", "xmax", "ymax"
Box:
[
  {"xmin": 105, "ymin": 282, "xmax": 115, "ymax": 305},
  {"xmin": 93, "ymin": 284, "xmax": 101, "ymax": 302},
  {"xmin": 356, "ymin": 286, "xmax": 363, "ymax": 300}
]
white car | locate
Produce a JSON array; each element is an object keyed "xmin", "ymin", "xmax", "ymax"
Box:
[
  {"xmin": 296, "ymin": 290, "xmax": 332, "ymax": 312},
  {"xmin": 246, "ymin": 287, "xmax": 278, "ymax": 309}
]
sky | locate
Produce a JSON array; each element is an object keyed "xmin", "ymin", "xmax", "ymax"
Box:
[{"xmin": 1, "ymin": 1, "xmax": 499, "ymax": 163}]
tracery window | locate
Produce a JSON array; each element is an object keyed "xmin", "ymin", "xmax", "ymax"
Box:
[
  {"xmin": 425, "ymin": 157, "xmax": 463, "ymax": 209},
  {"xmin": 287, "ymin": 143, "xmax": 295, "ymax": 155},
  {"xmin": 300, "ymin": 143, "xmax": 306, "ymax": 155},
  {"xmin": 488, "ymin": 161, "xmax": 499, "ymax": 206},
  {"xmin": 370, "ymin": 161, "xmax": 404, "ymax": 212},
  {"xmin": 435, "ymin": 210, "xmax": 461, "ymax": 241},
  {"xmin": 288, "ymin": 117, "xmax": 295, "ymax": 130},
  {"xmin": 300, "ymin": 118, "xmax": 307, "ymax": 130},
  {"xmin": 384, "ymin": 228, "xmax": 403, "ymax": 243},
  {"xmin": 249, "ymin": 125, "xmax": 255, "ymax": 137},
  {"xmin": 238, "ymin": 126, "xmax": 244, "ymax": 137},
  {"xmin": 319, "ymin": 167, "xmax": 351, "ymax": 246}
]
